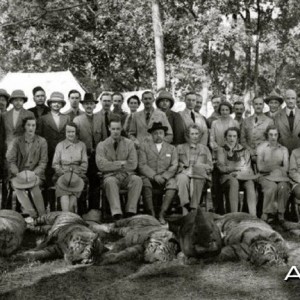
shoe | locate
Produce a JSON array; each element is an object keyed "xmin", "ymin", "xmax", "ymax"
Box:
[
  {"xmin": 112, "ymin": 214, "xmax": 122, "ymax": 221},
  {"xmin": 158, "ymin": 214, "xmax": 167, "ymax": 225},
  {"xmin": 278, "ymin": 213, "xmax": 285, "ymax": 224},
  {"xmin": 125, "ymin": 212, "xmax": 135, "ymax": 218}
]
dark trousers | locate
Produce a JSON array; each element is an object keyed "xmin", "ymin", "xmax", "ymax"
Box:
[{"xmin": 87, "ymin": 153, "xmax": 100, "ymax": 210}]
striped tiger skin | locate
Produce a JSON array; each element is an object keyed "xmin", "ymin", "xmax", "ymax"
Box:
[{"xmin": 214, "ymin": 213, "xmax": 288, "ymax": 266}]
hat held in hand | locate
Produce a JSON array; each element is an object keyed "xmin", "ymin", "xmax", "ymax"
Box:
[
  {"xmin": 57, "ymin": 171, "xmax": 84, "ymax": 193},
  {"xmin": 11, "ymin": 170, "xmax": 40, "ymax": 189}
]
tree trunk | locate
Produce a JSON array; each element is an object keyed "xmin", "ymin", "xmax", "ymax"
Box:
[
  {"xmin": 253, "ymin": 0, "xmax": 261, "ymax": 94},
  {"xmin": 152, "ymin": 0, "xmax": 165, "ymax": 90}
]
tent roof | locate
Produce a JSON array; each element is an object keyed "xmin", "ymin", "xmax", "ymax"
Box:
[{"xmin": 0, "ymin": 71, "xmax": 86, "ymax": 112}]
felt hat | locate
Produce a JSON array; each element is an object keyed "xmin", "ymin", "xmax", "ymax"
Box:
[
  {"xmin": 263, "ymin": 169, "xmax": 290, "ymax": 182},
  {"xmin": 190, "ymin": 165, "xmax": 211, "ymax": 180},
  {"xmin": 57, "ymin": 172, "xmax": 84, "ymax": 193},
  {"xmin": 11, "ymin": 170, "xmax": 40, "ymax": 189},
  {"xmin": 155, "ymin": 90, "xmax": 175, "ymax": 108},
  {"xmin": 82, "ymin": 209, "xmax": 102, "ymax": 223},
  {"xmin": 236, "ymin": 170, "xmax": 260, "ymax": 181},
  {"xmin": 80, "ymin": 93, "xmax": 98, "ymax": 104},
  {"xmin": 264, "ymin": 90, "xmax": 284, "ymax": 105},
  {"xmin": 10, "ymin": 89, "xmax": 28, "ymax": 103},
  {"xmin": 147, "ymin": 122, "xmax": 168, "ymax": 133},
  {"xmin": 0, "ymin": 89, "xmax": 10, "ymax": 107},
  {"xmin": 46, "ymin": 91, "xmax": 66, "ymax": 107}
]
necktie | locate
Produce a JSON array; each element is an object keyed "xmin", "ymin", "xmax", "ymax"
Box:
[
  {"xmin": 146, "ymin": 112, "xmax": 150, "ymax": 124},
  {"xmin": 288, "ymin": 111, "xmax": 294, "ymax": 131},
  {"xmin": 191, "ymin": 111, "xmax": 196, "ymax": 123},
  {"xmin": 255, "ymin": 116, "xmax": 258, "ymax": 124},
  {"xmin": 105, "ymin": 111, "xmax": 110, "ymax": 137},
  {"xmin": 113, "ymin": 140, "xmax": 118, "ymax": 151}
]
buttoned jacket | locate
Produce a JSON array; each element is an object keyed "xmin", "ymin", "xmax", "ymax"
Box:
[
  {"xmin": 6, "ymin": 134, "xmax": 48, "ymax": 180},
  {"xmin": 165, "ymin": 110, "xmax": 186, "ymax": 145},
  {"xmin": 129, "ymin": 109, "xmax": 173, "ymax": 144},
  {"xmin": 274, "ymin": 108, "xmax": 300, "ymax": 153},
  {"xmin": 138, "ymin": 140, "xmax": 178, "ymax": 180}
]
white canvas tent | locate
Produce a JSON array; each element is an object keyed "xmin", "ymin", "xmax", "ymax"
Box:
[{"xmin": 0, "ymin": 71, "xmax": 86, "ymax": 113}]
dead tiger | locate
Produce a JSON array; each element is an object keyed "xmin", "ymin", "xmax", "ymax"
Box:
[
  {"xmin": 17, "ymin": 212, "xmax": 105, "ymax": 264},
  {"xmin": 0, "ymin": 209, "xmax": 26, "ymax": 256}
]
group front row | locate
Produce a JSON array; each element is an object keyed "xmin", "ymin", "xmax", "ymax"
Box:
[{"xmin": 6, "ymin": 114, "xmax": 300, "ymax": 224}]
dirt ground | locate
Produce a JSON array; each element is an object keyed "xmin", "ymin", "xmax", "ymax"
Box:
[{"xmin": 1, "ymin": 229, "xmax": 300, "ymax": 300}]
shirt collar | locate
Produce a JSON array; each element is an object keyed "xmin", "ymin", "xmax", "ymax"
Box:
[{"xmin": 286, "ymin": 107, "xmax": 295, "ymax": 116}]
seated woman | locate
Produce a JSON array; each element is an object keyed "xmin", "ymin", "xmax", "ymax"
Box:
[
  {"xmin": 52, "ymin": 122, "xmax": 88, "ymax": 212},
  {"xmin": 257, "ymin": 125, "xmax": 290, "ymax": 223},
  {"xmin": 6, "ymin": 116, "xmax": 47, "ymax": 217},
  {"xmin": 288, "ymin": 143, "xmax": 300, "ymax": 212},
  {"xmin": 176, "ymin": 124, "xmax": 213, "ymax": 215},
  {"xmin": 217, "ymin": 127, "xmax": 257, "ymax": 215}
]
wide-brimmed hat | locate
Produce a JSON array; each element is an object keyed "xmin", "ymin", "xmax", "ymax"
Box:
[
  {"xmin": 155, "ymin": 90, "xmax": 175, "ymax": 108},
  {"xmin": 236, "ymin": 170, "xmax": 260, "ymax": 181},
  {"xmin": 11, "ymin": 170, "xmax": 40, "ymax": 189},
  {"xmin": 147, "ymin": 122, "xmax": 168, "ymax": 133},
  {"xmin": 263, "ymin": 169, "xmax": 290, "ymax": 182},
  {"xmin": 46, "ymin": 91, "xmax": 66, "ymax": 107},
  {"xmin": 80, "ymin": 93, "xmax": 98, "ymax": 104},
  {"xmin": 10, "ymin": 89, "xmax": 28, "ymax": 103},
  {"xmin": 57, "ymin": 172, "xmax": 84, "ymax": 193},
  {"xmin": 82, "ymin": 209, "xmax": 102, "ymax": 223},
  {"xmin": 264, "ymin": 90, "xmax": 283, "ymax": 105}
]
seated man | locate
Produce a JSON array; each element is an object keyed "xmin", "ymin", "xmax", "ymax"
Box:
[
  {"xmin": 257, "ymin": 125, "xmax": 290, "ymax": 223},
  {"xmin": 176, "ymin": 124, "xmax": 213, "ymax": 215},
  {"xmin": 138, "ymin": 122, "xmax": 178, "ymax": 224},
  {"xmin": 96, "ymin": 115, "xmax": 142, "ymax": 220}
]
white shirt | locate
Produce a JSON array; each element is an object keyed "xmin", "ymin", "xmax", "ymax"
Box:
[
  {"xmin": 286, "ymin": 107, "xmax": 296, "ymax": 117},
  {"xmin": 155, "ymin": 142, "xmax": 163, "ymax": 153},
  {"xmin": 51, "ymin": 111, "xmax": 60, "ymax": 129},
  {"xmin": 12, "ymin": 109, "xmax": 20, "ymax": 128}
]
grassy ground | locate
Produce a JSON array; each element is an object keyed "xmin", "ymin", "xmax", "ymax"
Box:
[{"xmin": 1, "ymin": 229, "xmax": 300, "ymax": 300}]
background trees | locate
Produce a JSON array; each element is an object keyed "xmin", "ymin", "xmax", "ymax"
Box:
[{"xmin": 0, "ymin": 0, "xmax": 300, "ymax": 102}]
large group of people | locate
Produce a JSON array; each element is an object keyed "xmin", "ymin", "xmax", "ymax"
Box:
[{"xmin": 1, "ymin": 86, "xmax": 300, "ymax": 225}]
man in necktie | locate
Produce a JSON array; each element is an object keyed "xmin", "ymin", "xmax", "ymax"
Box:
[
  {"xmin": 96, "ymin": 115, "xmax": 142, "ymax": 221},
  {"xmin": 112, "ymin": 92, "xmax": 128, "ymax": 126},
  {"xmin": 64, "ymin": 90, "xmax": 84, "ymax": 121},
  {"xmin": 138, "ymin": 122, "xmax": 178, "ymax": 224},
  {"xmin": 275, "ymin": 89, "xmax": 300, "ymax": 153}
]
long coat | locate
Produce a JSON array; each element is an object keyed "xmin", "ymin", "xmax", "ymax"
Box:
[
  {"xmin": 129, "ymin": 109, "xmax": 173, "ymax": 144},
  {"xmin": 73, "ymin": 113, "xmax": 102, "ymax": 155},
  {"xmin": 275, "ymin": 108, "xmax": 300, "ymax": 153},
  {"xmin": 138, "ymin": 140, "xmax": 178, "ymax": 180},
  {"xmin": 37, "ymin": 113, "xmax": 70, "ymax": 160},
  {"xmin": 2, "ymin": 108, "xmax": 34, "ymax": 147},
  {"xmin": 6, "ymin": 134, "xmax": 48, "ymax": 180}
]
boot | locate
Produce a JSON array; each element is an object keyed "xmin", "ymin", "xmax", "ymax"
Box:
[
  {"xmin": 142, "ymin": 187, "xmax": 155, "ymax": 217},
  {"xmin": 158, "ymin": 189, "xmax": 177, "ymax": 225}
]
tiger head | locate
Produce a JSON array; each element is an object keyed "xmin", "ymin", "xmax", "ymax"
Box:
[
  {"xmin": 64, "ymin": 232, "xmax": 104, "ymax": 265},
  {"xmin": 144, "ymin": 229, "xmax": 180, "ymax": 263},
  {"xmin": 249, "ymin": 240, "xmax": 288, "ymax": 267}
]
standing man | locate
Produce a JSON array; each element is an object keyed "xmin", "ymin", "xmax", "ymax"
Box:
[
  {"xmin": 0, "ymin": 89, "xmax": 10, "ymax": 114},
  {"xmin": 264, "ymin": 90, "xmax": 283, "ymax": 119},
  {"xmin": 73, "ymin": 93, "xmax": 102, "ymax": 211},
  {"xmin": 156, "ymin": 90, "xmax": 185, "ymax": 145},
  {"xmin": 129, "ymin": 91, "xmax": 173, "ymax": 147},
  {"xmin": 38, "ymin": 92, "xmax": 70, "ymax": 188},
  {"xmin": 207, "ymin": 94, "xmax": 223, "ymax": 128},
  {"xmin": 233, "ymin": 101, "xmax": 245, "ymax": 125},
  {"xmin": 275, "ymin": 89, "xmax": 300, "ymax": 154},
  {"xmin": 96, "ymin": 115, "xmax": 142, "ymax": 220},
  {"xmin": 29, "ymin": 86, "xmax": 50, "ymax": 119},
  {"xmin": 179, "ymin": 92, "xmax": 208, "ymax": 145},
  {"xmin": 138, "ymin": 122, "xmax": 178, "ymax": 223},
  {"xmin": 2, "ymin": 90, "xmax": 34, "ymax": 148},
  {"xmin": 112, "ymin": 92, "xmax": 128, "ymax": 126},
  {"xmin": 241, "ymin": 97, "xmax": 274, "ymax": 161},
  {"xmin": 64, "ymin": 90, "xmax": 84, "ymax": 121}
]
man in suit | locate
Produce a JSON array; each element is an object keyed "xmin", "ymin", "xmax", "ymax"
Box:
[
  {"xmin": 138, "ymin": 122, "xmax": 178, "ymax": 224},
  {"xmin": 275, "ymin": 89, "xmax": 300, "ymax": 153},
  {"xmin": 156, "ymin": 90, "xmax": 185, "ymax": 145},
  {"xmin": 0, "ymin": 89, "xmax": 10, "ymax": 114},
  {"xmin": 74, "ymin": 93, "xmax": 102, "ymax": 210},
  {"xmin": 29, "ymin": 86, "xmax": 50, "ymax": 119},
  {"xmin": 38, "ymin": 92, "xmax": 70, "ymax": 186},
  {"xmin": 264, "ymin": 90, "xmax": 283, "ymax": 119},
  {"xmin": 96, "ymin": 115, "xmax": 142, "ymax": 221},
  {"xmin": 179, "ymin": 92, "xmax": 208, "ymax": 145},
  {"xmin": 64, "ymin": 90, "xmax": 84, "ymax": 121},
  {"xmin": 112, "ymin": 92, "xmax": 128, "ymax": 126},
  {"xmin": 2, "ymin": 90, "xmax": 34, "ymax": 149},
  {"xmin": 129, "ymin": 91, "xmax": 173, "ymax": 147},
  {"xmin": 241, "ymin": 96, "xmax": 274, "ymax": 161},
  {"xmin": 233, "ymin": 101, "xmax": 245, "ymax": 125}
]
